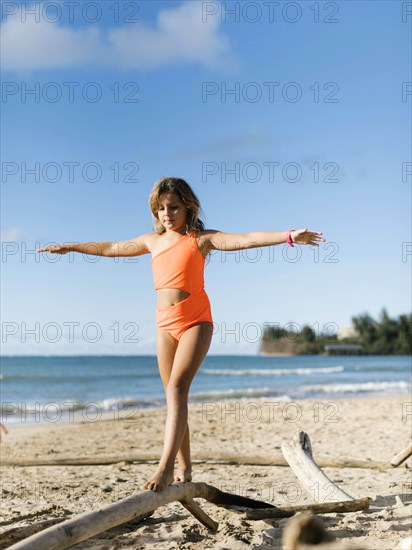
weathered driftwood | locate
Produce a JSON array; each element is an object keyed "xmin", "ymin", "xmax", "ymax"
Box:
[
  {"xmin": 0, "ymin": 518, "xmax": 67, "ymax": 549},
  {"xmin": 180, "ymin": 497, "xmax": 218, "ymax": 532},
  {"xmin": 390, "ymin": 444, "xmax": 412, "ymax": 467},
  {"xmin": 244, "ymin": 496, "xmax": 370, "ymax": 519},
  {"xmin": 7, "ymin": 482, "xmax": 274, "ymax": 550},
  {"xmin": 282, "ymin": 432, "xmax": 354, "ymax": 503},
  {"xmin": 282, "ymin": 511, "xmax": 364, "ymax": 550},
  {"xmin": 0, "ymin": 452, "xmax": 390, "ymax": 470}
]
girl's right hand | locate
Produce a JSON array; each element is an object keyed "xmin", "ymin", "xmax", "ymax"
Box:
[{"xmin": 36, "ymin": 245, "xmax": 70, "ymax": 254}]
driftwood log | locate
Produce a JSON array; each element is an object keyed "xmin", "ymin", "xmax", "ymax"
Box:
[
  {"xmin": 244, "ymin": 497, "xmax": 370, "ymax": 520},
  {"xmin": 0, "ymin": 453, "xmax": 390, "ymax": 470},
  {"xmin": 278, "ymin": 433, "xmax": 371, "ymax": 549},
  {"xmin": 282, "ymin": 432, "xmax": 354, "ymax": 503},
  {"xmin": 6, "ymin": 482, "xmax": 274, "ymax": 550},
  {"xmin": 390, "ymin": 444, "xmax": 412, "ymax": 467}
]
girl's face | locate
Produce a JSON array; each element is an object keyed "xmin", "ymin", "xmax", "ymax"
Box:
[{"xmin": 157, "ymin": 193, "xmax": 187, "ymax": 232}]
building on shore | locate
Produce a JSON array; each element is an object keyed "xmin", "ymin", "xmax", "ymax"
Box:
[{"xmin": 324, "ymin": 344, "xmax": 363, "ymax": 355}]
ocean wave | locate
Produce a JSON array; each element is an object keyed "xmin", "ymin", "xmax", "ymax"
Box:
[
  {"xmin": 190, "ymin": 387, "xmax": 291, "ymax": 401},
  {"xmin": 202, "ymin": 366, "xmax": 344, "ymax": 376},
  {"xmin": 302, "ymin": 380, "xmax": 410, "ymax": 394},
  {"xmin": 354, "ymin": 365, "xmax": 408, "ymax": 372},
  {"xmin": 0, "ymin": 396, "xmax": 164, "ymax": 419}
]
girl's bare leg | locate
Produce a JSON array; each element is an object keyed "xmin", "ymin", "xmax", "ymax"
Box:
[
  {"xmin": 153, "ymin": 326, "xmax": 191, "ymax": 480},
  {"xmin": 174, "ymin": 424, "xmax": 191, "ymax": 482},
  {"xmin": 144, "ymin": 322, "xmax": 213, "ymax": 492}
]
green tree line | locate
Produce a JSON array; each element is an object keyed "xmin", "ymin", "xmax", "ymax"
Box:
[{"xmin": 261, "ymin": 308, "xmax": 412, "ymax": 355}]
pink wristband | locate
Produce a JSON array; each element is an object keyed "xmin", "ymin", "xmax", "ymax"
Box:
[{"xmin": 285, "ymin": 229, "xmax": 295, "ymax": 247}]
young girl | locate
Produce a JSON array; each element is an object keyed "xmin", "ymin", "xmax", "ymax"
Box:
[{"xmin": 37, "ymin": 176, "xmax": 325, "ymax": 492}]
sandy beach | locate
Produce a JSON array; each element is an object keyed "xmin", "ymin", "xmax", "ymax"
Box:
[{"xmin": 1, "ymin": 394, "xmax": 411, "ymax": 549}]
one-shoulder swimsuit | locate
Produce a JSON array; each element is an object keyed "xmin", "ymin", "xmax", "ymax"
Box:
[{"xmin": 151, "ymin": 230, "xmax": 213, "ymax": 341}]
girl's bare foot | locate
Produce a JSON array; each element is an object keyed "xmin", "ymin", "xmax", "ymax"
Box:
[
  {"xmin": 144, "ymin": 467, "xmax": 175, "ymax": 492},
  {"xmin": 174, "ymin": 467, "xmax": 192, "ymax": 483}
]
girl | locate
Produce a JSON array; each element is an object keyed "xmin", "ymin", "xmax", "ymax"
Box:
[{"xmin": 37, "ymin": 176, "xmax": 325, "ymax": 492}]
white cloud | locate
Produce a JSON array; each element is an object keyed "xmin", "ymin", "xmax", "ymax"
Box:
[
  {"xmin": 1, "ymin": 2, "xmax": 238, "ymax": 73},
  {"xmin": 0, "ymin": 227, "xmax": 23, "ymax": 242}
]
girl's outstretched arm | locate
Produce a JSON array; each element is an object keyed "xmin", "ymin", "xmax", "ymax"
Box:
[
  {"xmin": 204, "ymin": 228, "xmax": 325, "ymax": 252},
  {"xmin": 36, "ymin": 234, "xmax": 152, "ymax": 258}
]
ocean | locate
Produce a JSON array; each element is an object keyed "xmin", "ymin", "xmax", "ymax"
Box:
[{"xmin": 1, "ymin": 355, "xmax": 411, "ymax": 425}]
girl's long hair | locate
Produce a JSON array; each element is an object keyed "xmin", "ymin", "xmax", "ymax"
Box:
[{"xmin": 149, "ymin": 177, "xmax": 206, "ymax": 235}]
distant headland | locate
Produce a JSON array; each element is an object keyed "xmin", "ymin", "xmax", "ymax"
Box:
[{"xmin": 259, "ymin": 308, "xmax": 411, "ymax": 356}]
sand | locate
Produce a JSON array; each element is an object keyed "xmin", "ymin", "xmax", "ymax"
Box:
[{"xmin": 1, "ymin": 394, "xmax": 411, "ymax": 549}]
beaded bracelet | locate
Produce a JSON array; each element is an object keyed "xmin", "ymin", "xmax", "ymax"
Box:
[{"xmin": 285, "ymin": 229, "xmax": 295, "ymax": 247}]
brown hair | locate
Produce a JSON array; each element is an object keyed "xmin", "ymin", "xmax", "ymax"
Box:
[{"xmin": 149, "ymin": 177, "xmax": 206, "ymax": 235}]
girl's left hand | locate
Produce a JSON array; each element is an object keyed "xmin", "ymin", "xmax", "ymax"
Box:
[{"xmin": 291, "ymin": 228, "xmax": 325, "ymax": 246}]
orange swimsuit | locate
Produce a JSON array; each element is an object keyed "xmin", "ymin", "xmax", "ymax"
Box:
[{"xmin": 151, "ymin": 230, "xmax": 213, "ymax": 341}]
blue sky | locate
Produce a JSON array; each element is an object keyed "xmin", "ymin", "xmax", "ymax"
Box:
[{"xmin": 1, "ymin": 0, "xmax": 411, "ymax": 355}]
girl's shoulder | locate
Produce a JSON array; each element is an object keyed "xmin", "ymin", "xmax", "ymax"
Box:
[
  {"xmin": 195, "ymin": 229, "xmax": 221, "ymax": 241},
  {"xmin": 143, "ymin": 232, "xmax": 166, "ymax": 253},
  {"xmin": 194, "ymin": 229, "xmax": 221, "ymax": 254}
]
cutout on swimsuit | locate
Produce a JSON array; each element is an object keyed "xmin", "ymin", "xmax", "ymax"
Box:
[
  {"xmin": 155, "ymin": 290, "xmax": 213, "ymax": 341},
  {"xmin": 156, "ymin": 288, "xmax": 190, "ymax": 309}
]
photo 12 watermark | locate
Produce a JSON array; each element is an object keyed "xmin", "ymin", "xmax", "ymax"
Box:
[
  {"xmin": 201, "ymin": 400, "xmax": 341, "ymax": 424},
  {"xmin": 201, "ymin": 2, "xmax": 340, "ymax": 24},
  {"xmin": 201, "ymin": 81, "xmax": 340, "ymax": 104},
  {"xmin": 208, "ymin": 320, "xmax": 340, "ymax": 344},
  {"xmin": 402, "ymin": 2, "xmax": 412, "ymax": 22},
  {"xmin": 402, "ymin": 162, "xmax": 412, "ymax": 183},
  {"xmin": 1, "ymin": 400, "xmax": 141, "ymax": 425},
  {"xmin": 1, "ymin": 320, "xmax": 141, "ymax": 345},
  {"xmin": 2, "ymin": 81, "xmax": 140, "ymax": 104},
  {"xmin": 1, "ymin": 479, "xmax": 143, "ymax": 508},
  {"xmin": 402, "ymin": 243, "xmax": 412, "ymax": 263},
  {"xmin": 2, "ymin": 242, "xmax": 143, "ymax": 263},
  {"xmin": 402, "ymin": 82, "xmax": 412, "ymax": 103},
  {"xmin": 1, "ymin": 2, "xmax": 140, "ymax": 24},
  {"xmin": 201, "ymin": 160, "xmax": 340, "ymax": 184},
  {"xmin": 401, "ymin": 402, "xmax": 412, "ymax": 423},
  {"xmin": 206, "ymin": 242, "xmax": 339, "ymax": 265},
  {"xmin": 2, "ymin": 161, "xmax": 140, "ymax": 183}
]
